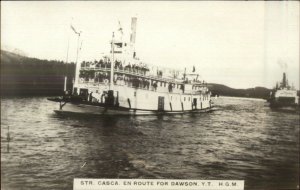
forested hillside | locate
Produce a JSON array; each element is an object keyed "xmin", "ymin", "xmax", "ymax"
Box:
[
  {"xmin": 207, "ymin": 83, "xmax": 271, "ymax": 99},
  {"xmin": 1, "ymin": 50, "xmax": 75, "ymax": 96}
]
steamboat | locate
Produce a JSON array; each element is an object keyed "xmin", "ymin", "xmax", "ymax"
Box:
[
  {"xmin": 268, "ymin": 72, "xmax": 299, "ymax": 109},
  {"xmin": 48, "ymin": 18, "xmax": 213, "ymax": 115}
]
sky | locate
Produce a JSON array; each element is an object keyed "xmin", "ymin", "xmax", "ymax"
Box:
[{"xmin": 1, "ymin": 1, "xmax": 299, "ymax": 89}]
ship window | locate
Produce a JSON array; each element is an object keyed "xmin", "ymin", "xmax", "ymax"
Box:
[
  {"xmin": 184, "ymin": 97, "xmax": 186, "ymax": 101},
  {"xmin": 188, "ymin": 97, "xmax": 190, "ymax": 101},
  {"xmin": 134, "ymin": 92, "xmax": 136, "ymax": 97},
  {"xmin": 164, "ymin": 83, "xmax": 166, "ymax": 87},
  {"xmin": 160, "ymin": 82, "xmax": 162, "ymax": 87},
  {"xmin": 171, "ymin": 96, "xmax": 172, "ymax": 100}
]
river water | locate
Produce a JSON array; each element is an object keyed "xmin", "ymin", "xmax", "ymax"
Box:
[{"xmin": 1, "ymin": 96, "xmax": 299, "ymax": 190}]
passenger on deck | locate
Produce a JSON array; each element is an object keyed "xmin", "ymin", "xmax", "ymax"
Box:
[
  {"xmin": 89, "ymin": 92, "xmax": 93, "ymax": 102},
  {"xmin": 180, "ymin": 84, "xmax": 185, "ymax": 93},
  {"xmin": 153, "ymin": 82, "xmax": 157, "ymax": 91},
  {"xmin": 168, "ymin": 83, "xmax": 173, "ymax": 92}
]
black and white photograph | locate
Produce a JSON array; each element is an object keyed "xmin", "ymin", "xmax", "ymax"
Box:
[{"xmin": 1, "ymin": 1, "xmax": 299, "ymax": 190}]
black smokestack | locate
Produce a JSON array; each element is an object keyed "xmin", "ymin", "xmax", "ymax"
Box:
[{"xmin": 282, "ymin": 72, "xmax": 287, "ymax": 88}]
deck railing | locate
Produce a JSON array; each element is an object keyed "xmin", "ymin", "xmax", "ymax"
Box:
[
  {"xmin": 80, "ymin": 66, "xmax": 186, "ymax": 84},
  {"xmin": 78, "ymin": 79, "xmax": 208, "ymax": 95}
]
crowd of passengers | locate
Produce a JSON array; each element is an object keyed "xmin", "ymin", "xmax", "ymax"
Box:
[
  {"xmin": 79, "ymin": 71, "xmax": 184, "ymax": 92},
  {"xmin": 80, "ymin": 70, "xmax": 208, "ymax": 93},
  {"xmin": 81, "ymin": 59, "xmax": 150, "ymax": 75},
  {"xmin": 81, "ymin": 60, "xmax": 205, "ymax": 84}
]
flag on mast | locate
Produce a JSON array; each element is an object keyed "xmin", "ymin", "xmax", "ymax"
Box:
[
  {"xmin": 118, "ymin": 21, "xmax": 123, "ymax": 35},
  {"xmin": 71, "ymin": 24, "xmax": 80, "ymax": 35},
  {"xmin": 114, "ymin": 42, "xmax": 122, "ymax": 48},
  {"xmin": 110, "ymin": 41, "xmax": 123, "ymax": 54}
]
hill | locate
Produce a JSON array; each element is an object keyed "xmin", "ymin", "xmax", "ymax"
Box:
[
  {"xmin": 207, "ymin": 83, "xmax": 271, "ymax": 99},
  {"xmin": 1, "ymin": 50, "xmax": 75, "ymax": 96}
]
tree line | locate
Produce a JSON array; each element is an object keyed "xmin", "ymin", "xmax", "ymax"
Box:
[
  {"xmin": 207, "ymin": 83, "xmax": 271, "ymax": 99},
  {"xmin": 1, "ymin": 50, "xmax": 75, "ymax": 96}
]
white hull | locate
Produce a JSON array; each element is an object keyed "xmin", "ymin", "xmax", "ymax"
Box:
[
  {"xmin": 54, "ymin": 101, "xmax": 213, "ymax": 116},
  {"xmin": 77, "ymin": 83, "xmax": 211, "ymax": 108}
]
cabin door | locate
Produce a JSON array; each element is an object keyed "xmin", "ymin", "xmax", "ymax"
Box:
[
  {"xmin": 158, "ymin": 96, "xmax": 165, "ymax": 111},
  {"xmin": 79, "ymin": 88, "xmax": 89, "ymax": 101},
  {"xmin": 193, "ymin": 98, "xmax": 197, "ymax": 110}
]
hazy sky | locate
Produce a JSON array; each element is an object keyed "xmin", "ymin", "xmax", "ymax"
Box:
[{"xmin": 1, "ymin": 1, "xmax": 299, "ymax": 89}]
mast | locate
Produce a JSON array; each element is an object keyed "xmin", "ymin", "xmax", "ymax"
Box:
[
  {"xmin": 73, "ymin": 31, "xmax": 82, "ymax": 92},
  {"xmin": 110, "ymin": 32, "xmax": 115, "ymax": 90},
  {"xmin": 64, "ymin": 19, "xmax": 71, "ymax": 93}
]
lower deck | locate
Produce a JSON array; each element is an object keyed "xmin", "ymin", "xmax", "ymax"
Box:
[
  {"xmin": 53, "ymin": 102, "xmax": 213, "ymax": 116},
  {"xmin": 73, "ymin": 83, "xmax": 212, "ymax": 112}
]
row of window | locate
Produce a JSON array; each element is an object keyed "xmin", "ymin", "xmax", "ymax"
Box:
[
  {"xmin": 156, "ymin": 81, "xmax": 203, "ymax": 90},
  {"xmin": 140, "ymin": 93, "xmax": 209, "ymax": 102},
  {"xmin": 181, "ymin": 96, "xmax": 208, "ymax": 101}
]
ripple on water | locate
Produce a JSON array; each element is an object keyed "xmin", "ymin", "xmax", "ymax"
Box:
[{"xmin": 1, "ymin": 97, "xmax": 299, "ymax": 190}]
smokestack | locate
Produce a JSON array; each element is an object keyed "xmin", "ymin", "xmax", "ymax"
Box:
[
  {"xmin": 130, "ymin": 17, "xmax": 137, "ymax": 44},
  {"xmin": 282, "ymin": 72, "xmax": 286, "ymax": 87}
]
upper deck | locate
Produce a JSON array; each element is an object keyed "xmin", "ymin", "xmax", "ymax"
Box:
[
  {"xmin": 77, "ymin": 61, "xmax": 209, "ymax": 94},
  {"xmin": 79, "ymin": 61, "xmax": 206, "ymax": 84}
]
